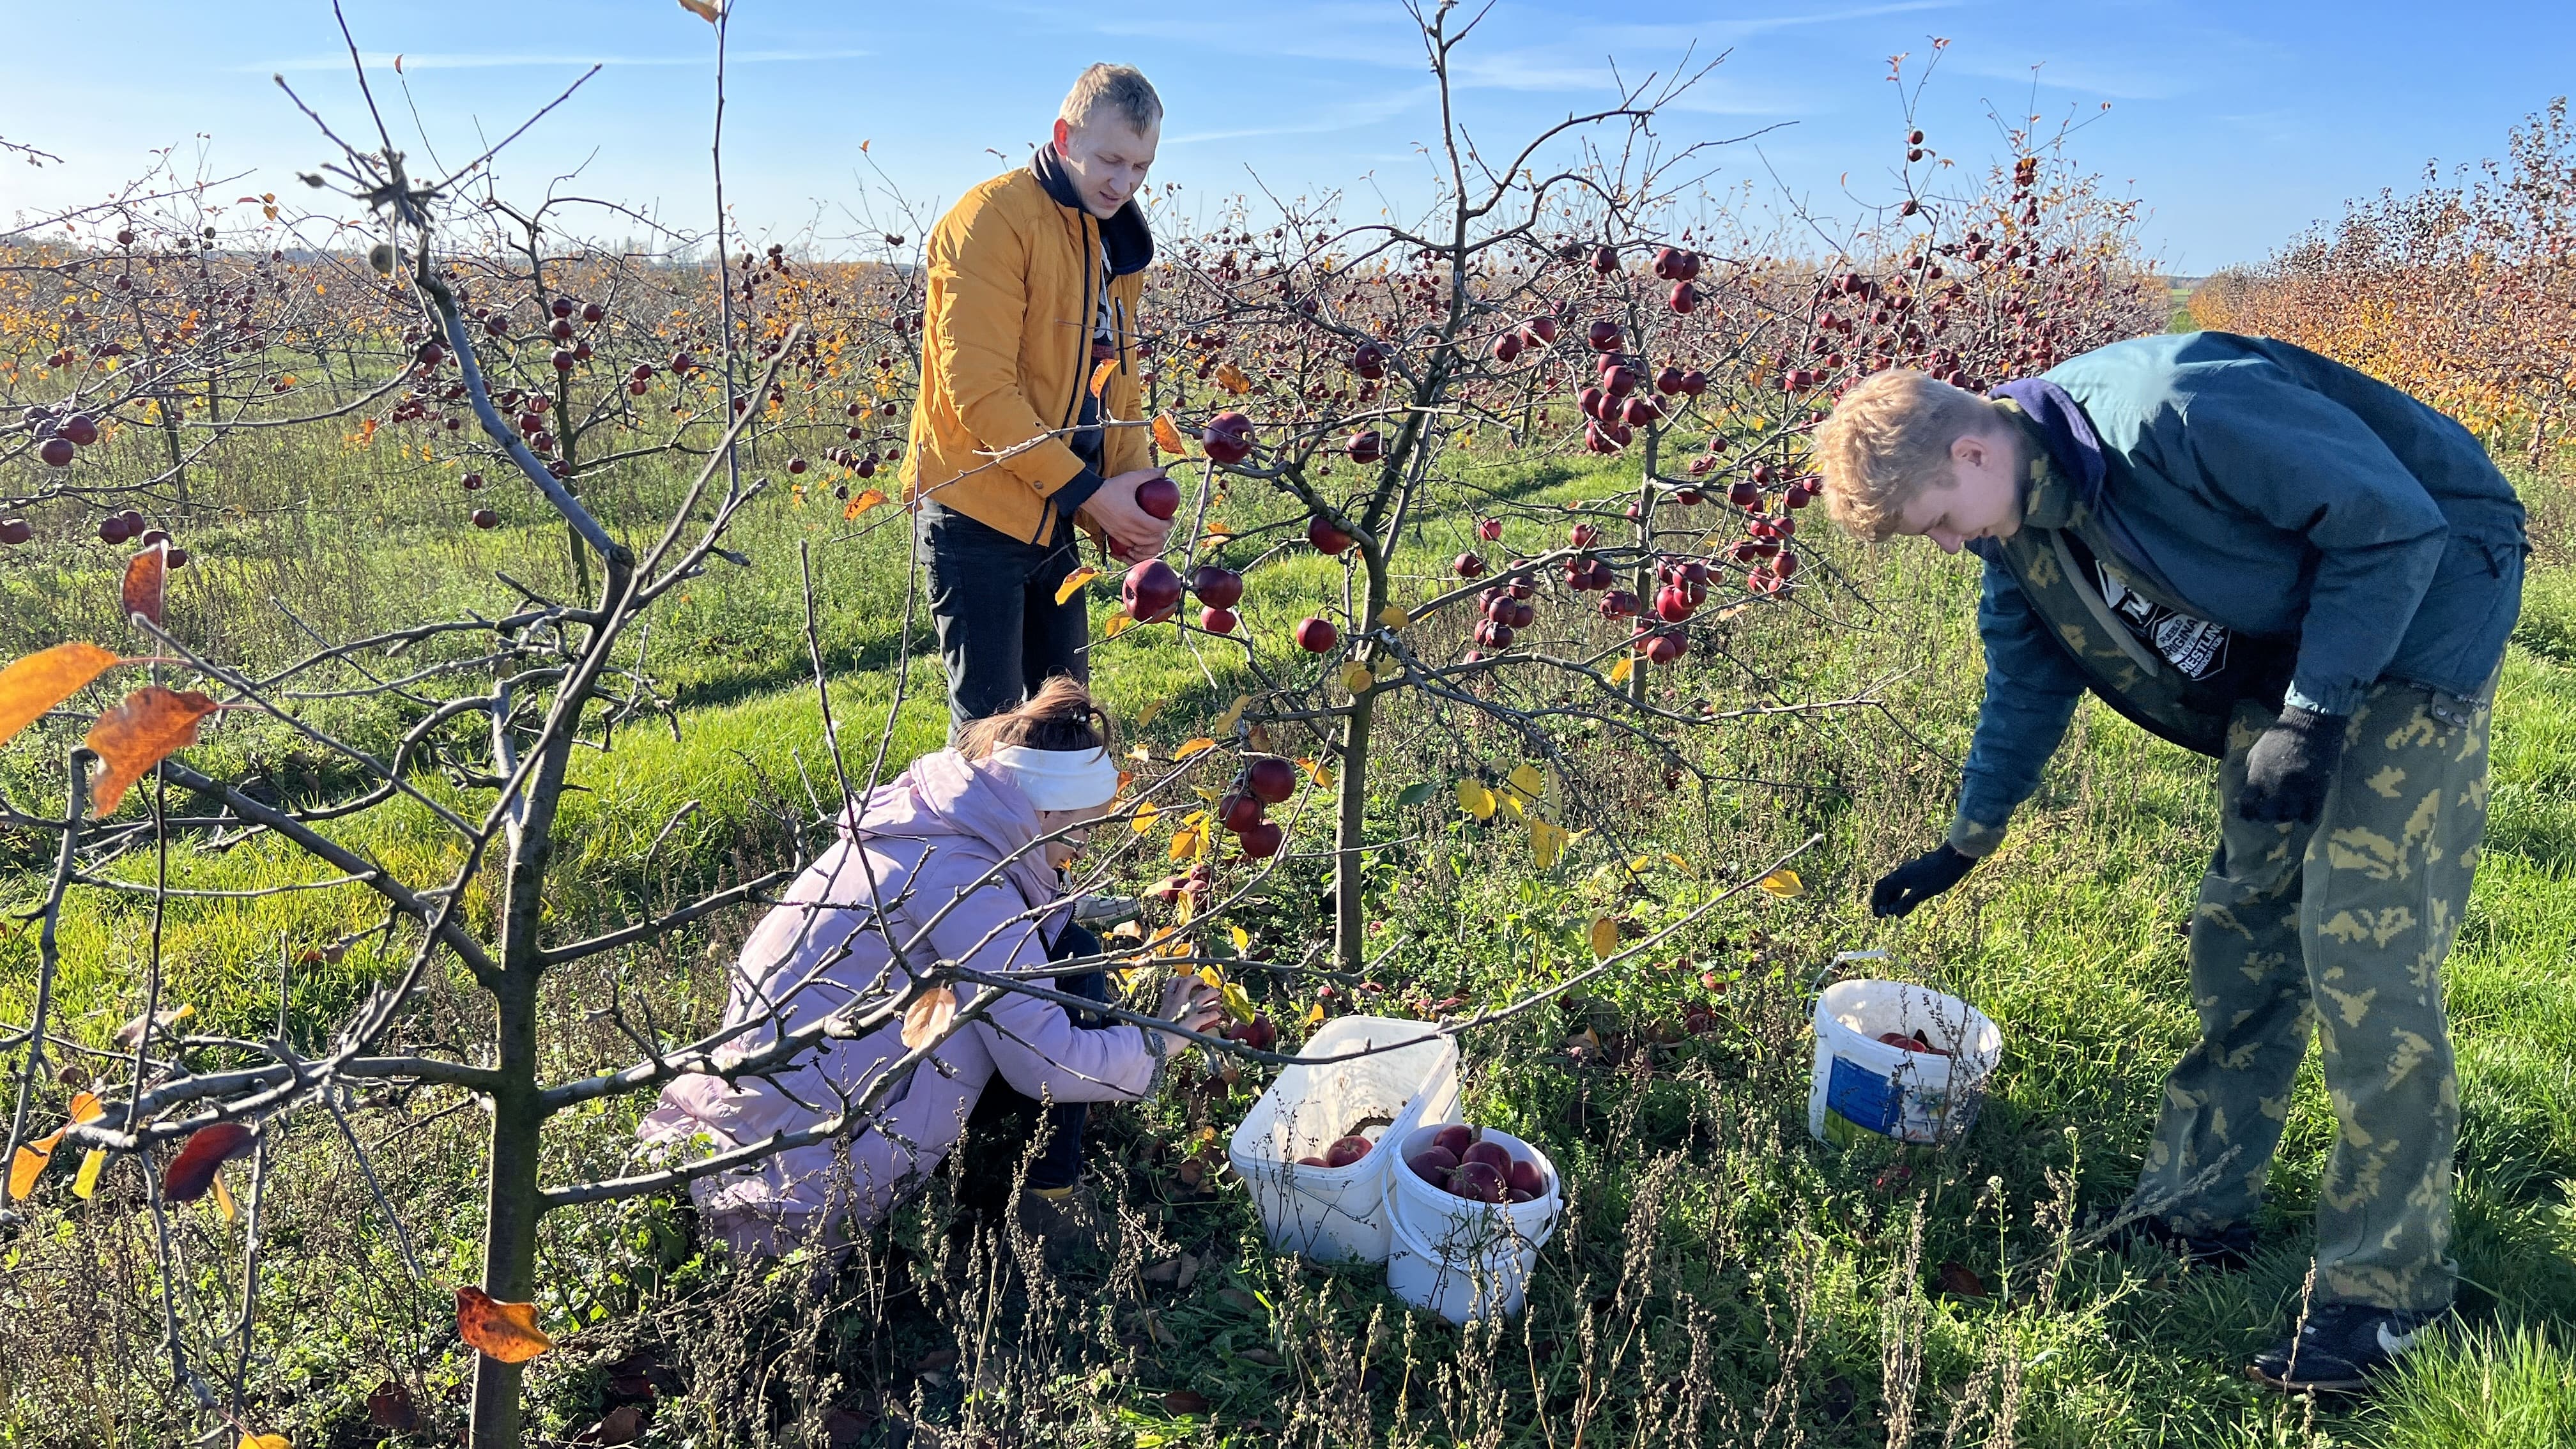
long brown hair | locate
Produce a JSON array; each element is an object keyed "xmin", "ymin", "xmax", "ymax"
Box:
[{"xmin": 954, "ymin": 675, "xmax": 1114, "ymax": 760}]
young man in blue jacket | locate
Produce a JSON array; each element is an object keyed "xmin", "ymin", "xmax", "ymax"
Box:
[{"xmin": 1814, "ymin": 332, "xmax": 2527, "ymax": 1394}]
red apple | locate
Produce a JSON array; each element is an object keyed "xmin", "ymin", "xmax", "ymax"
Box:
[
  {"xmin": 1621, "ymin": 395, "xmax": 1659, "ymax": 427},
  {"xmin": 1453, "ymin": 551, "xmax": 1486, "ymax": 578},
  {"xmin": 58, "ymin": 414, "xmax": 98, "ymax": 447},
  {"xmin": 1586, "ymin": 319, "xmax": 1623, "ymax": 352},
  {"xmin": 1602, "ymin": 365, "xmax": 1639, "ymax": 399},
  {"xmin": 1577, "ymin": 386, "xmax": 1607, "ymax": 421},
  {"xmin": 1489, "ymin": 332, "xmax": 1522, "ymax": 364},
  {"xmin": 1297, "ymin": 1155, "xmax": 1332, "ymax": 1168},
  {"xmin": 1200, "ymin": 606, "xmax": 1239, "ymax": 634},
  {"xmin": 1448, "ymin": 1160, "xmax": 1506, "ymax": 1203},
  {"xmin": 1507, "ymin": 1158, "xmax": 1545, "ymax": 1196},
  {"xmin": 0, "ymin": 518, "xmax": 30, "ymax": 546},
  {"xmin": 1201, "ymin": 411, "xmax": 1256, "ymax": 464},
  {"xmin": 1122, "ymin": 559, "xmax": 1184, "ymax": 622},
  {"xmin": 1461, "ymin": 1141, "xmax": 1512, "ymax": 1174},
  {"xmin": 1587, "ymin": 245, "xmax": 1619, "ymax": 275},
  {"xmin": 1432, "ymin": 1124, "xmax": 1476, "ymax": 1158},
  {"xmin": 1218, "ymin": 792, "xmax": 1266, "ymax": 832},
  {"xmin": 1522, "ymin": 316, "xmax": 1559, "ymax": 345},
  {"xmin": 1190, "ymin": 564, "xmax": 1243, "ymax": 608},
  {"xmin": 1232, "ymin": 1014, "xmax": 1276, "ymax": 1052},
  {"xmin": 1410, "ymin": 1147, "xmax": 1460, "ymax": 1184},
  {"xmin": 1680, "ymin": 369, "xmax": 1708, "ymax": 396},
  {"xmin": 470, "ymin": 509, "xmax": 499, "ymax": 530},
  {"xmin": 1306, "ymin": 515, "xmax": 1354, "ymax": 555},
  {"xmin": 1669, "ymin": 282, "xmax": 1699, "ymax": 314},
  {"xmin": 1245, "ymin": 756, "xmax": 1298, "ymax": 804},
  {"xmin": 1324, "ymin": 1135, "xmax": 1372, "ymax": 1169},
  {"xmin": 39, "ymin": 437, "xmax": 73, "ymax": 468},
  {"xmin": 1346, "ymin": 429, "xmax": 1383, "ymax": 464},
  {"xmin": 1350, "ymin": 342, "xmax": 1388, "ymax": 379},
  {"xmin": 1238, "ymin": 819, "xmax": 1285, "ymax": 859},
  {"xmin": 1293, "ymin": 617, "xmax": 1338, "ymax": 653},
  {"xmin": 1134, "ymin": 473, "xmax": 1181, "ymax": 521},
  {"xmin": 1654, "ymin": 367, "xmax": 1685, "ymax": 396}
]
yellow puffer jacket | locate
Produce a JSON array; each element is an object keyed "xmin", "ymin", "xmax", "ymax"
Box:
[{"xmin": 901, "ymin": 165, "xmax": 1149, "ymax": 545}]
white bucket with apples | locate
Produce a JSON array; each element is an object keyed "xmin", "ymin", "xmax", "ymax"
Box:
[
  {"xmin": 1805, "ymin": 978, "xmax": 2002, "ymax": 1148},
  {"xmin": 1380, "ymin": 1124, "xmax": 1562, "ymax": 1323},
  {"xmin": 1227, "ymin": 1015, "xmax": 1459, "ymax": 1264}
]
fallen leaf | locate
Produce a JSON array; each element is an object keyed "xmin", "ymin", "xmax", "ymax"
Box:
[
  {"xmin": 163, "ymin": 1120, "xmax": 255, "ymax": 1204},
  {"xmin": 843, "ymin": 487, "xmax": 887, "ymax": 519},
  {"xmin": 122, "ymin": 545, "xmax": 168, "ymax": 627},
  {"xmin": 1213, "ymin": 361, "xmax": 1252, "ymax": 395},
  {"xmin": 84, "ymin": 686, "xmax": 220, "ymax": 812},
  {"xmin": 1588, "ymin": 916, "xmax": 1620, "ymax": 960},
  {"xmin": 1936, "ymin": 1261, "xmax": 1989, "ymax": 1298},
  {"xmin": 900, "ymin": 985, "xmax": 958, "ymax": 1049},
  {"xmin": 1757, "ymin": 868, "xmax": 1807, "ymax": 898},
  {"xmin": 1455, "ymin": 779, "xmax": 1496, "ymax": 820},
  {"xmin": 1163, "ymin": 1388, "xmax": 1211, "ymax": 1414},
  {"xmin": 1151, "ymin": 413, "xmax": 1190, "ymax": 456},
  {"xmin": 456, "ymin": 1285, "xmax": 556, "ymax": 1362},
  {"xmin": 0, "ymin": 642, "xmax": 119, "ymax": 747},
  {"xmin": 675, "ymin": 0, "xmax": 723, "ymax": 22},
  {"xmin": 1174, "ymin": 737, "xmax": 1216, "ymax": 758}
]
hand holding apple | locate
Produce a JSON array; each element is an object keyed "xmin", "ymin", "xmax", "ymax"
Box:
[
  {"xmin": 1157, "ymin": 974, "xmax": 1225, "ymax": 1036},
  {"xmin": 1078, "ymin": 469, "xmax": 1178, "ymax": 560}
]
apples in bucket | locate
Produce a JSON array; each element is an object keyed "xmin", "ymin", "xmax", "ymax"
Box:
[{"xmin": 1407, "ymin": 1123, "xmax": 1549, "ymax": 1203}]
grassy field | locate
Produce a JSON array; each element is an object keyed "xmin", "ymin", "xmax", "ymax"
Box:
[{"xmin": 1, "ymin": 423, "xmax": 2572, "ymax": 1447}]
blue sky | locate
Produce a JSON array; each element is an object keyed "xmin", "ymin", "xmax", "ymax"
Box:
[{"xmin": 4, "ymin": 1, "xmax": 2573, "ymax": 274}]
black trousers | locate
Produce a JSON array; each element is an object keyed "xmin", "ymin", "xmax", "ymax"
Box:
[
  {"xmin": 916, "ymin": 501, "xmax": 1089, "ymax": 734},
  {"xmin": 958, "ymin": 922, "xmax": 1107, "ymax": 1196}
]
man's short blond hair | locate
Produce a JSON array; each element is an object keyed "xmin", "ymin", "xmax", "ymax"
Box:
[
  {"xmin": 1812, "ymin": 369, "xmax": 2005, "ymax": 543},
  {"xmin": 1060, "ymin": 64, "xmax": 1163, "ymax": 135}
]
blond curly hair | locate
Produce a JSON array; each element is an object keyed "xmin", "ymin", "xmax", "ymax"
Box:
[{"xmin": 1813, "ymin": 369, "xmax": 2007, "ymax": 542}]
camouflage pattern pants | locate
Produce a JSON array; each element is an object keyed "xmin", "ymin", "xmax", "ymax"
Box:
[{"xmin": 2125, "ymin": 675, "xmax": 2496, "ymax": 1312}]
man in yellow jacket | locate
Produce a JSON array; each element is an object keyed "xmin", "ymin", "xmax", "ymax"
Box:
[{"xmin": 905, "ymin": 64, "xmax": 1172, "ymax": 732}]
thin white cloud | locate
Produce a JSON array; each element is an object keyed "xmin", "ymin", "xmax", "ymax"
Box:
[{"xmin": 253, "ymin": 49, "xmax": 869, "ymax": 73}]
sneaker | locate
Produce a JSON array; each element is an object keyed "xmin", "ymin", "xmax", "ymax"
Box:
[
  {"xmin": 2248, "ymin": 1301, "xmax": 2447, "ymax": 1395},
  {"xmin": 2101, "ymin": 1217, "xmax": 2258, "ymax": 1271},
  {"xmin": 1070, "ymin": 894, "xmax": 1142, "ymax": 931}
]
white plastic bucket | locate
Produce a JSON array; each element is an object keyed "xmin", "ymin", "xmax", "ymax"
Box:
[
  {"xmin": 1227, "ymin": 1015, "xmax": 1459, "ymax": 1264},
  {"xmin": 1381, "ymin": 1126, "xmax": 1562, "ymax": 1323},
  {"xmin": 1805, "ymin": 979, "xmax": 2002, "ymax": 1147}
]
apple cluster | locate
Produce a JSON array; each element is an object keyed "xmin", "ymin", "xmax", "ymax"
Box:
[
  {"xmin": 1212, "ymin": 755, "xmax": 1299, "ymax": 859},
  {"xmin": 1408, "ymin": 1123, "xmax": 1548, "ymax": 1204}
]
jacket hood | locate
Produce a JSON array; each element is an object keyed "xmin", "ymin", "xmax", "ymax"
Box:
[
  {"xmin": 1031, "ymin": 144, "xmax": 1154, "ymax": 277},
  {"xmin": 844, "ymin": 749, "xmax": 1066, "ymax": 920}
]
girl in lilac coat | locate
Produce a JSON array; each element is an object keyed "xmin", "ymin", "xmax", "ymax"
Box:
[{"xmin": 640, "ymin": 679, "xmax": 1220, "ymax": 1255}]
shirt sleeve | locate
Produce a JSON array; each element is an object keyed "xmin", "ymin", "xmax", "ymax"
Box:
[
  {"xmin": 2174, "ymin": 367, "xmax": 2450, "ymax": 716},
  {"xmin": 1950, "ymin": 557, "xmax": 2090, "ymax": 856}
]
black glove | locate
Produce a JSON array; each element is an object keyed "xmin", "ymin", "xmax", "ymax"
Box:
[
  {"xmin": 2236, "ymin": 706, "xmax": 2348, "ymax": 824},
  {"xmin": 1870, "ymin": 845, "xmax": 1978, "ymax": 919}
]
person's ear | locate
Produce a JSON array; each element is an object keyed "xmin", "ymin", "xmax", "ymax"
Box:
[
  {"xmin": 1051, "ymin": 117, "xmax": 1073, "ymax": 154},
  {"xmin": 1950, "ymin": 432, "xmax": 1990, "ymax": 472}
]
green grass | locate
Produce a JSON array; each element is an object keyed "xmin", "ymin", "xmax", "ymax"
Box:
[{"xmin": 3, "ymin": 435, "xmax": 2573, "ymax": 1447}]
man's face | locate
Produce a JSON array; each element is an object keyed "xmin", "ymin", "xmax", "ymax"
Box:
[
  {"xmin": 1051, "ymin": 114, "xmax": 1159, "ymax": 219},
  {"xmin": 1892, "ymin": 427, "xmax": 2023, "ymax": 554}
]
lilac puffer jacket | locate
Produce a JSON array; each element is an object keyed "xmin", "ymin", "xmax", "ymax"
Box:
[{"xmin": 637, "ymin": 748, "xmax": 1160, "ymax": 1250}]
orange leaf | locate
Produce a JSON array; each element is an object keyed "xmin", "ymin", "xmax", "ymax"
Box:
[
  {"xmin": 0, "ymin": 642, "xmax": 118, "ymax": 747},
  {"xmin": 1054, "ymin": 565, "xmax": 1099, "ymax": 606},
  {"xmin": 83, "ymin": 686, "xmax": 219, "ymax": 812},
  {"xmin": 1088, "ymin": 356, "xmax": 1119, "ymax": 399},
  {"xmin": 162, "ymin": 1120, "xmax": 254, "ymax": 1203},
  {"xmin": 1151, "ymin": 413, "xmax": 1190, "ymax": 456},
  {"xmin": 8, "ymin": 1135, "xmax": 59, "ymax": 1200},
  {"xmin": 122, "ymin": 545, "xmax": 168, "ymax": 627},
  {"xmin": 1214, "ymin": 362, "xmax": 1253, "ymax": 395},
  {"xmin": 901, "ymin": 984, "xmax": 958, "ymax": 1050},
  {"xmin": 675, "ymin": 0, "xmax": 723, "ymax": 21},
  {"xmin": 456, "ymin": 1285, "xmax": 556, "ymax": 1363},
  {"xmin": 843, "ymin": 487, "xmax": 887, "ymax": 520}
]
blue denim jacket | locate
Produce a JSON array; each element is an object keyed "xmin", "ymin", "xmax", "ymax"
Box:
[{"xmin": 1950, "ymin": 333, "xmax": 2527, "ymax": 852}]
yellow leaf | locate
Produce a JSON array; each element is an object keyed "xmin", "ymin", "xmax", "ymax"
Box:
[
  {"xmin": 1377, "ymin": 604, "xmax": 1411, "ymax": 629},
  {"xmin": 1628, "ymin": 854, "xmax": 1655, "ymax": 873},
  {"xmin": 238, "ymin": 1436, "xmax": 289, "ymax": 1449},
  {"xmin": 212, "ymin": 1170, "xmax": 237, "ymax": 1223},
  {"xmin": 1169, "ymin": 813, "xmax": 1207, "ymax": 862},
  {"xmin": 1664, "ymin": 852, "xmax": 1690, "ymax": 871},
  {"xmin": 1507, "ymin": 763, "xmax": 1545, "ymax": 803},
  {"xmin": 1608, "ymin": 656, "xmax": 1634, "ymax": 685},
  {"xmin": 901, "ymin": 984, "xmax": 959, "ymax": 1048},
  {"xmin": 1054, "ymin": 566, "xmax": 1099, "ymax": 606},
  {"xmin": 1130, "ymin": 799, "xmax": 1160, "ymax": 834},
  {"xmin": 1213, "ymin": 694, "xmax": 1250, "ymax": 733},
  {"xmin": 1103, "ymin": 610, "xmax": 1137, "ymax": 638},
  {"xmin": 1128, "ymin": 744, "xmax": 1153, "ymax": 761},
  {"xmin": 0, "ymin": 642, "xmax": 119, "ymax": 748},
  {"xmin": 1303, "ymin": 1004, "xmax": 1326, "ymax": 1026},
  {"xmin": 1088, "ymin": 356, "xmax": 1119, "ymax": 399},
  {"xmin": 1174, "ymin": 890, "xmax": 1196, "ymax": 926},
  {"xmin": 1588, "ymin": 916, "xmax": 1620, "ymax": 960},
  {"xmin": 1758, "ymin": 868, "xmax": 1807, "ymax": 898},
  {"xmin": 72, "ymin": 1149, "xmax": 105, "ymax": 1199},
  {"xmin": 675, "ymin": 0, "xmax": 723, "ymax": 21},
  {"xmin": 1229, "ymin": 924, "xmax": 1250, "ymax": 952},
  {"xmin": 1215, "ymin": 361, "xmax": 1254, "ymax": 395},
  {"xmin": 1456, "ymin": 779, "xmax": 1496, "ymax": 820},
  {"xmin": 1199, "ymin": 521, "xmax": 1235, "ymax": 543},
  {"xmin": 1303, "ymin": 757, "xmax": 1333, "ymax": 788},
  {"xmin": 456, "ymin": 1285, "xmax": 556, "ymax": 1363},
  {"xmin": 1220, "ymin": 979, "xmax": 1255, "ymax": 1023},
  {"xmin": 1529, "ymin": 818, "xmax": 1570, "ymax": 870},
  {"xmin": 1151, "ymin": 413, "xmax": 1190, "ymax": 456},
  {"xmin": 843, "ymin": 487, "xmax": 887, "ymax": 519},
  {"xmin": 1340, "ymin": 662, "xmax": 1374, "ymax": 694},
  {"xmin": 1174, "ymin": 737, "xmax": 1217, "ymax": 758},
  {"xmin": 1137, "ymin": 697, "xmax": 1168, "ymax": 727}
]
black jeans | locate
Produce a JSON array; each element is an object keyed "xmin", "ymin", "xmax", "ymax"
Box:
[
  {"xmin": 917, "ymin": 501, "xmax": 1089, "ymax": 735},
  {"xmin": 959, "ymin": 922, "xmax": 1107, "ymax": 1195}
]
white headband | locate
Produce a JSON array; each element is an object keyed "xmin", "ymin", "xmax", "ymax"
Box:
[{"xmin": 987, "ymin": 744, "xmax": 1122, "ymax": 811}]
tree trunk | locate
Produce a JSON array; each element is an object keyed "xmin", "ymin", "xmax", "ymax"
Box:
[{"xmin": 466, "ymin": 973, "xmax": 544, "ymax": 1449}]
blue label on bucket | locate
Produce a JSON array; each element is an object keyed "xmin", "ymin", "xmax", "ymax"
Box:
[{"xmin": 1825, "ymin": 1055, "xmax": 1899, "ymax": 1135}]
